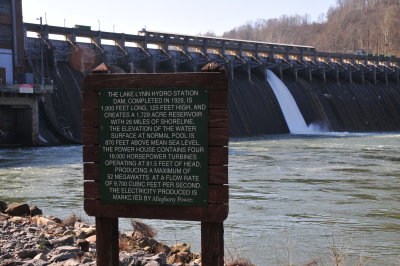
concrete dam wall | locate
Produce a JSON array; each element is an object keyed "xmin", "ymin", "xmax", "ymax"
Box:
[
  {"xmin": 22, "ymin": 25, "xmax": 400, "ymax": 144},
  {"xmin": 38, "ymin": 59, "xmax": 400, "ymax": 145}
]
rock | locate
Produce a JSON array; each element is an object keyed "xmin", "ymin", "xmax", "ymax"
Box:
[
  {"xmin": 128, "ymin": 261, "xmax": 140, "ymax": 266},
  {"xmin": 119, "ymin": 250, "xmax": 146, "ymax": 266},
  {"xmin": 0, "ymin": 259, "xmax": 24, "ymax": 265},
  {"xmin": 17, "ymin": 249, "xmax": 39, "ymax": 259},
  {"xmin": 63, "ymin": 229, "xmax": 76, "ymax": 236},
  {"xmin": 23, "ymin": 259, "xmax": 49, "ymax": 266},
  {"xmin": 143, "ymin": 246, "xmax": 152, "ymax": 252},
  {"xmin": 175, "ymin": 251, "xmax": 191, "ymax": 264},
  {"xmin": 50, "ymin": 252, "xmax": 76, "ymax": 263},
  {"xmin": 170, "ymin": 243, "xmax": 191, "ymax": 254},
  {"xmin": 3, "ymin": 242, "xmax": 16, "ymax": 249},
  {"xmin": 138, "ymin": 237, "xmax": 159, "ymax": 249},
  {"xmin": 74, "ymin": 222, "xmax": 88, "ymax": 229},
  {"xmin": 80, "ymin": 227, "xmax": 96, "ymax": 237},
  {"xmin": 33, "ymin": 253, "xmax": 48, "ymax": 261},
  {"xmin": 144, "ymin": 262, "xmax": 161, "ymax": 266},
  {"xmin": 31, "ymin": 216, "xmax": 55, "ymax": 226},
  {"xmin": 75, "ymin": 230, "xmax": 87, "ymax": 239},
  {"xmin": 86, "ymin": 235, "xmax": 96, "ymax": 244},
  {"xmin": 55, "ymin": 245, "xmax": 79, "ymax": 253},
  {"xmin": 81, "ymin": 256, "xmax": 94, "ymax": 264},
  {"xmin": 8, "ymin": 216, "xmax": 26, "ymax": 224},
  {"xmin": 60, "ymin": 259, "xmax": 81, "ymax": 266},
  {"xmin": 189, "ymin": 260, "xmax": 201, "ymax": 266},
  {"xmin": 141, "ymin": 253, "xmax": 166, "ymax": 266},
  {"xmin": 77, "ymin": 239, "xmax": 90, "ymax": 252},
  {"xmin": 29, "ymin": 206, "xmax": 43, "ymax": 217},
  {"xmin": 47, "ymin": 216, "xmax": 62, "ymax": 224},
  {"xmin": 1, "ymin": 253, "xmax": 12, "ymax": 260},
  {"xmin": 5, "ymin": 203, "xmax": 30, "ymax": 216},
  {"xmin": 0, "ymin": 212, "xmax": 10, "ymax": 221},
  {"xmin": 0, "ymin": 200, "xmax": 7, "ymax": 212},
  {"xmin": 156, "ymin": 243, "xmax": 171, "ymax": 254},
  {"xmin": 50, "ymin": 235, "xmax": 74, "ymax": 247}
]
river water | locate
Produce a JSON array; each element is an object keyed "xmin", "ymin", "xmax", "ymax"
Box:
[{"xmin": 1, "ymin": 133, "xmax": 399, "ymax": 265}]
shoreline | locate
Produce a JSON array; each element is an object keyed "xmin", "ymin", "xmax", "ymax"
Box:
[{"xmin": 0, "ymin": 201, "xmax": 205, "ymax": 266}]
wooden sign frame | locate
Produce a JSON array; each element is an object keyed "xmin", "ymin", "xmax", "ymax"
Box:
[{"xmin": 83, "ymin": 72, "xmax": 228, "ymax": 265}]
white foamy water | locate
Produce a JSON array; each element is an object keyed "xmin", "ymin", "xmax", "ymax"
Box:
[{"xmin": 266, "ymin": 70, "xmax": 323, "ymax": 134}]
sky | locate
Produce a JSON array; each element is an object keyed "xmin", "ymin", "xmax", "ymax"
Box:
[{"xmin": 23, "ymin": 0, "xmax": 338, "ymax": 36}]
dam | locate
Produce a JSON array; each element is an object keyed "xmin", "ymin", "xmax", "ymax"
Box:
[{"xmin": 1, "ymin": 2, "xmax": 400, "ymax": 145}]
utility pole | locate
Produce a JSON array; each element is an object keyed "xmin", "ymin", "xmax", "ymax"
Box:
[{"xmin": 40, "ymin": 16, "xmax": 44, "ymax": 87}]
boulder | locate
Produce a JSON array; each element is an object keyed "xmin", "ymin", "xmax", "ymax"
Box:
[
  {"xmin": 0, "ymin": 200, "xmax": 7, "ymax": 212},
  {"xmin": 138, "ymin": 237, "xmax": 159, "ymax": 249},
  {"xmin": 141, "ymin": 253, "xmax": 166, "ymax": 266},
  {"xmin": 8, "ymin": 216, "xmax": 26, "ymax": 224},
  {"xmin": 29, "ymin": 205, "xmax": 43, "ymax": 216},
  {"xmin": 74, "ymin": 222, "xmax": 88, "ymax": 229},
  {"xmin": 24, "ymin": 258, "xmax": 49, "ymax": 266},
  {"xmin": 55, "ymin": 245, "xmax": 79, "ymax": 254},
  {"xmin": 33, "ymin": 252, "xmax": 48, "ymax": 261},
  {"xmin": 50, "ymin": 252, "xmax": 77, "ymax": 263},
  {"xmin": 5, "ymin": 203, "xmax": 30, "ymax": 216},
  {"xmin": 48, "ymin": 216, "xmax": 62, "ymax": 224},
  {"xmin": 81, "ymin": 227, "xmax": 96, "ymax": 236},
  {"xmin": 0, "ymin": 259, "xmax": 24, "ymax": 265},
  {"xmin": 50, "ymin": 235, "xmax": 74, "ymax": 247},
  {"xmin": 170, "ymin": 243, "xmax": 191, "ymax": 254},
  {"xmin": 77, "ymin": 239, "xmax": 90, "ymax": 252},
  {"xmin": 17, "ymin": 248, "xmax": 39, "ymax": 259},
  {"xmin": 86, "ymin": 235, "xmax": 96, "ymax": 244},
  {"xmin": 31, "ymin": 216, "xmax": 56, "ymax": 226},
  {"xmin": 0, "ymin": 212, "xmax": 10, "ymax": 221}
]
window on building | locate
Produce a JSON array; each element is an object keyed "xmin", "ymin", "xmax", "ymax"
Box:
[
  {"xmin": 0, "ymin": 24, "xmax": 12, "ymax": 43},
  {"xmin": 0, "ymin": 0, "xmax": 12, "ymax": 14}
]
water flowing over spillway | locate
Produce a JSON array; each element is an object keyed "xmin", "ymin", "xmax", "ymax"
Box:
[{"xmin": 266, "ymin": 70, "xmax": 319, "ymax": 134}]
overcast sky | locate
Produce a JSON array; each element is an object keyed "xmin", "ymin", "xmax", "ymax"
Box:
[{"xmin": 23, "ymin": 0, "xmax": 337, "ymax": 36}]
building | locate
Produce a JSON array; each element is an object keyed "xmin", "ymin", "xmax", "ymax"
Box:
[
  {"xmin": 0, "ymin": 0, "xmax": 24, "ymax": 85},
  {"xmin": 0, "ymin": 0, "xmax": 41, "ymax": 146}
]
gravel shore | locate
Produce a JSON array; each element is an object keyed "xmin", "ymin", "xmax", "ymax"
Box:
[{"xmin": 0, "ymin": 201, "xmax": 201, "ymax": 266}]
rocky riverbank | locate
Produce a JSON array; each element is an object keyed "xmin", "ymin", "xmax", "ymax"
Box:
[{"xmin": 0, "ymin": 201, "xmax": 202, "ymax": 266}]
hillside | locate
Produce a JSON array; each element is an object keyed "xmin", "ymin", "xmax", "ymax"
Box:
[{"xmin": 221, "ymin": 0, "xmax": 400, "ymax": 57}]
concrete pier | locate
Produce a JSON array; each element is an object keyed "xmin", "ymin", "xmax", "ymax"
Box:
[{"xmin": 0, "ymin": 91, "xmax": 39, "ymax": 145}]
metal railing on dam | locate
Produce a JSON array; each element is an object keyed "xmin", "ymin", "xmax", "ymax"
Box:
[{"xmin": 24, "ymin": 23, "xmax": 399, "ymax": 85}]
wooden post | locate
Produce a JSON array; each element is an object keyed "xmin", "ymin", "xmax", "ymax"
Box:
[
  {"xmin": 201, "ymin": 222, "xmax": 224, "ymax": 266},
  {"xmin": 335, "ymin": 66, "xmax": 340, "ymax": 84},
  {"xmin": 247, "ymin": 62, "xmax": 251, "ymax": 82},
  {"xmin": 96, "ymin": 217, "xmax": 119, "ymax": 266}
]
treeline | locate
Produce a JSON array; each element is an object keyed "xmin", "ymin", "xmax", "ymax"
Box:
[{"xmin": 221, "ymin": 0, "xmax": 400, "ymax": 57}]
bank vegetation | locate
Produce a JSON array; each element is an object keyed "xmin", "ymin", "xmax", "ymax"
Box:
[{"xmin": 217, "ymin": 0, "xmax": 400, "ymax": 57}]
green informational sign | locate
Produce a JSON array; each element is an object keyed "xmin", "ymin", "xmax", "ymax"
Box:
[{"xmin": 99, "ymin": 87, "xmax": 208, "ymax": 206}]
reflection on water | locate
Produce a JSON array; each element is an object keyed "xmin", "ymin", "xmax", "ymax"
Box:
[{"xmin": 1, "ymin": 133, "xmax": 400, "ymax": 265}]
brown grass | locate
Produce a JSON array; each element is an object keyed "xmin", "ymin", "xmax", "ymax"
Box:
[
  {"xmin": 63, "ymin": 214, "xmax": 82, "ymax": 227},
  {"xmin": 226, "ymin": 258, "xmax": 256, "ymax": 266},
  {"xmin": 131, "ymin": 219, "xmax": 157, "ymax": 239},
  {"xmin": 119, "ymin": 234, "xmax": 137, "ymax": 252}
]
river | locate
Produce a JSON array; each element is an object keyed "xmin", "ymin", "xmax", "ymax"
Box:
[{"xmin": 1, "ymin": 133, "xmax": 399, "ymax": 265}]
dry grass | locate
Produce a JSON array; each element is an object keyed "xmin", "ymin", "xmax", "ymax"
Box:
[
  {"xmin": 131, "ymin": 219, "xmax": 157, "ymax": 239},
  {"xmin": 225, "ymin": 234, "xmax": 256, "ymax": 266},
  {"xmin": 63, "ymin": 214, "xmax": 82, "ymax": 227},
  {"xmin": 119, "ymin": 220, "xmax": 158, "ymax": 253},
  {"xmin": 119, "ymin": 234, "xmax": 137, "ymax": 252},
  {"xmin": 226, "ymin": 258, "xmax": 256, "ymax": 266}
]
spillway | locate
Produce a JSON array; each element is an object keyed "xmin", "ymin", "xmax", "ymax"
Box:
[{"xmin": 266, "ymin": 70, "xmax": 320, "ymax": 134}]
